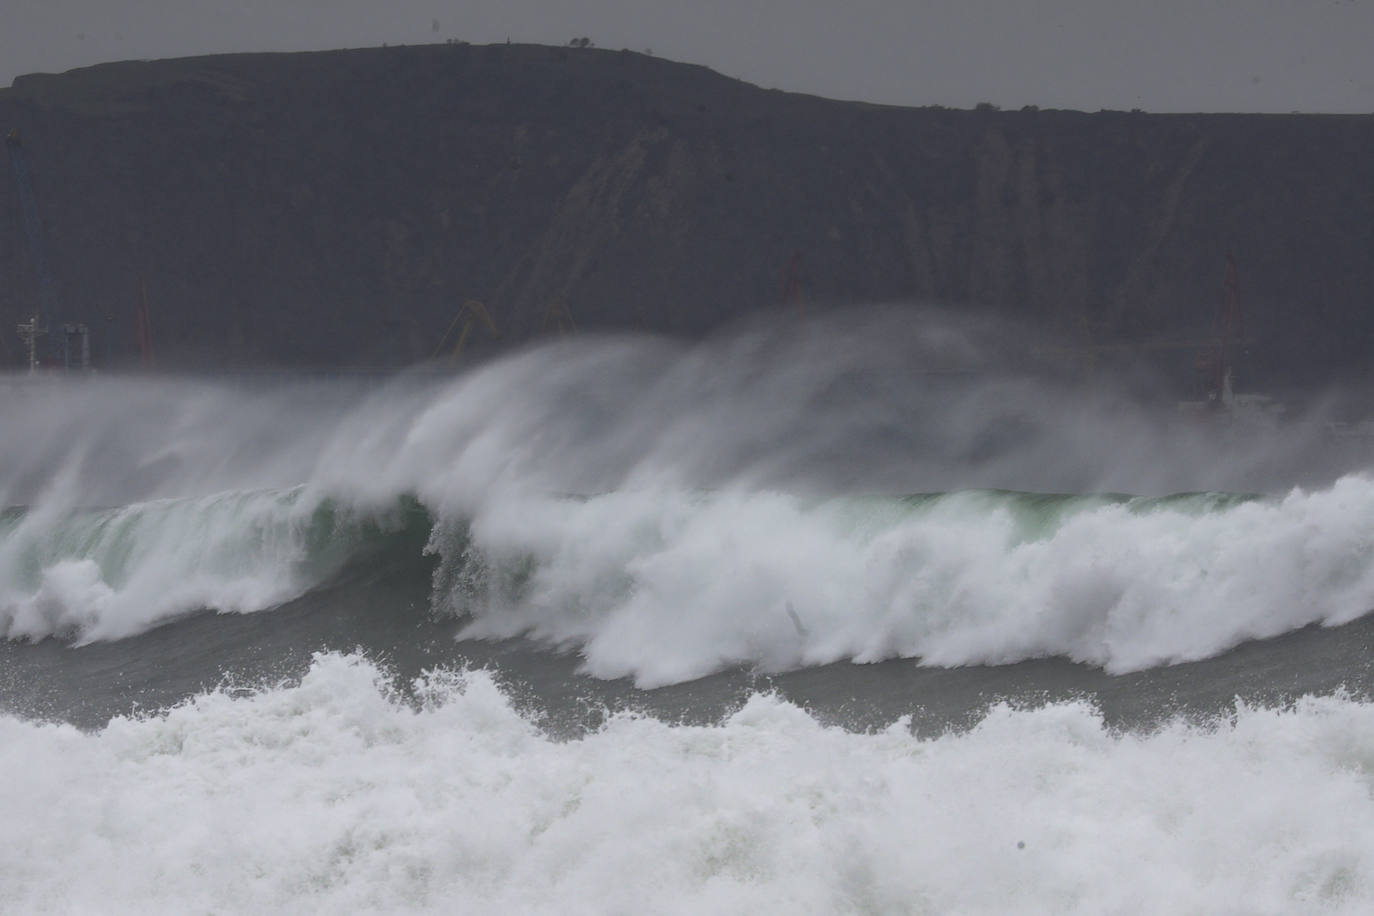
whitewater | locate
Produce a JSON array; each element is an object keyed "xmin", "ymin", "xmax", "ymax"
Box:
[
  {"xmin": 4, "ymin": 310, "xmax": 1374, "ymax": 912},
  {"xmin": 7, "ymin": 654, "xmax": 1374, "ymax": 914}
]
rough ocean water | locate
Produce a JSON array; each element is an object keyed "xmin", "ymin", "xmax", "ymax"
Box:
[{"xmin": 4, "ymin": 309, "xmax": 1374, "ymax": 914}]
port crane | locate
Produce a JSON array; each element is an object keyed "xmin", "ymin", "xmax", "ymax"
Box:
[
  {"xmin": 434, "ymin": 298, "xmax": 499, "ymax": 364},
  {"xmin": 541, "ymin": 298, "xmax": 577, "ymax": 336},
  {"xmin": 135, "ymin": 276, "xmax": 155, "ymax": 368},
  {"xmin": 781, "ymin": 250, "xmax": 805, "ymax": 316},
  {"xmin": 1191, "ymin": 253, "xmax": 1243, "ymax": 403},
  {"xmin": 6, "ymin": 129, "xmax": 88, "ymax": 372},
  {"xmin": 1034, "ymin": 254, "xmax": 1255, "ymax": 397}
]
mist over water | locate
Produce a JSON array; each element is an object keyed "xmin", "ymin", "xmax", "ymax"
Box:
[{"xmin": 0, "ymin": 306, "xmax": 1360, "ymax": 507}]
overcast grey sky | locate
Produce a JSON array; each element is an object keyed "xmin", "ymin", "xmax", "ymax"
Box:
[{"xmin": 5, "ymin": 0, "xmax": 1374, "ymax": 112}]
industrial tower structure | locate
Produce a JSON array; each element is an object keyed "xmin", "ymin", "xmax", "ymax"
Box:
[{"xmin": 6, "ymin": 128, "xmax": 90, "ymax": 372}]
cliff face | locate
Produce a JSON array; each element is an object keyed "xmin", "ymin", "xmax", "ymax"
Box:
[{"xmin": 1, "ymin": 43, "xmax": 1371, "ymax": 384}]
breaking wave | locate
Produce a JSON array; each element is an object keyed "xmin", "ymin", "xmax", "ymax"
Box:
[
  {"xmin": 431, "ymin": 480, "xmax": 1374, "ymax": 684},
  {"xmin": 6, "ymin": 475, "xmax": 1374, "ymax": 686},
  {"xmin": 0, "ymin": 489, "xmax": 430, "ymax": 642},
  {"xmin": 2, "ymin": 316, "xmax": 1371, "ymax": 681}
]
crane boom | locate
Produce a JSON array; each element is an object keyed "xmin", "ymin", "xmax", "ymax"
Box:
[{"xmin": 434, "ymin": 299, "xmax": 499, "ymax": 364}]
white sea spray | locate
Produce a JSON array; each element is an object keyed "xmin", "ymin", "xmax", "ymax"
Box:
[
  {"xmin": 2, "ymin": 652, "xmax": 1373, "ymax": 914},
  {"xmin": 1, "ymin": 316, "xmax": 1370, "ymax": 681}
]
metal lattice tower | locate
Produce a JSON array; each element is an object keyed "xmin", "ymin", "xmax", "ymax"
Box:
[{"xmin": 16, "ymin": 314, "xmax": 46, "ymax": 374}]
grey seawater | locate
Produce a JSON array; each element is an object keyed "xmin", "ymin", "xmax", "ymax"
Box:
[{"xmin": 4, "ymin": 544, "xmax": 1373, "ymax": 736}]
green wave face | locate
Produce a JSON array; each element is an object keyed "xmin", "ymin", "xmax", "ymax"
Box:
[{"xmin": 0, "ymin": 488, "xmax": 435, "ymax": 642}]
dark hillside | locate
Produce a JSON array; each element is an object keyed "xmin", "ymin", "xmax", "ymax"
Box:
[{"xmin": 1, "ymin": 43, "xmax": 1371, "ymax": 387}]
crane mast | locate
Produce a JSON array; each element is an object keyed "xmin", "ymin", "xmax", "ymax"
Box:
[{"xmin": 6, "ymin": 128, "xmax": 88, "ymax": 372}]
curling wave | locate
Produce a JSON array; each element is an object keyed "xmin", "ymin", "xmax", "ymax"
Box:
[{"xmin": 0, "ymin": 489, "xmax": 430, "ymax": 642}]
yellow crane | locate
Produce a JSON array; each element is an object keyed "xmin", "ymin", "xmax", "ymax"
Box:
[
  {"xmin": 434, "ymin": 298, "xmax": 499, "ymax": 365},
  {"xmin": 541, "ymin": 298, "xmax": 577, "ymax": 337}
]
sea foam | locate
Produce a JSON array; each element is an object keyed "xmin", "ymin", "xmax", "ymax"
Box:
[
  {"xmin": 2, "ymin": 652, "xmax": 1373, "ymax": 914},
  {"xmin": 437, "ymin": 477, "xmax": 1374, "ymax": 685}
]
